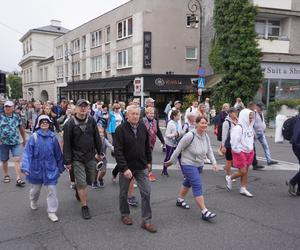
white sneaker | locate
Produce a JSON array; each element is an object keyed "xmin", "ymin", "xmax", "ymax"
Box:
[
  {"xmin": 30, "ymin": 201, "xmax": 38, "ymax": 210},
  {"xmin": 133, "ymin": 183, "xmax": 137, "ymax": 188},
  {"xmin": 225, "ymin": 175, "xmax": 232, "ymax": 190},
  {"xmin": 48, "ymin": 212, "xmax": 59, "ymax": 222},
  {"xmin": 240, "ymin": 188, "xmax": 253, "ymax": 198},
  {"xmin": 204, "ymin": 158, "xmax": 211, "ymax": 164}
]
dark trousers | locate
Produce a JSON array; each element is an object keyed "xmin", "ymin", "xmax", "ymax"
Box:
[
  {"xmin": 252, "ymin": 144, "xmax": 258, "ymax": 166},
  {"xmin": 290, "ymin": 145, "xmax": 300, "ymax": 188},
  {"xmin": 119, "ymin": 169, "xmax": 152, "ymax": 224}
]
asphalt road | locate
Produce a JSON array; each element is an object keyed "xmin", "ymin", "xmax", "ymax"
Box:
[{"xmin": 0, "ymin": 125, "xmax": 299, "ymax": 250}]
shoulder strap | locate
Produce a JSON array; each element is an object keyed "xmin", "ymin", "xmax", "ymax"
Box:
[{"xmin": 183, "ymin": 131, "xmax": 195, "ymax": 151}]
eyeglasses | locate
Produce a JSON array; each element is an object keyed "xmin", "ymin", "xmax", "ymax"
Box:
[
  {"xmin": 4, "ymin": 105, "xmax": 13, "ymax": 108},
  {"xmin": 41, "ymin": 121, "xmax": 50, "ymax": 124}
]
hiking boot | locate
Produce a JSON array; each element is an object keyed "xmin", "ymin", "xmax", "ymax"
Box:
[{"xmin": 81, "ymin": 206, "xmax": 91, "ymax": 219}]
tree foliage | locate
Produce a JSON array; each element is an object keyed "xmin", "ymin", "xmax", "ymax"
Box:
[
  {"xmin": 209, "ymin": 0, "xmax": 263, "ymax": 110},
  {"xmin": 7, "ymin": 74, "xmax": 23, "ymax": 99}
]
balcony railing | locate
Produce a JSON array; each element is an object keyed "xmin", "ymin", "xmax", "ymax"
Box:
[
  {"xmin": 252, "ymin": 0, "xmax": 292, "ymax": 10},
  {"xmin": 257, "ymin": 38, "xmax": 290, "ymax": 53}
]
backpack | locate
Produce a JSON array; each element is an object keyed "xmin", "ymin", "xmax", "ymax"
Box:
[
  {"xmin": 282, "ymin": 115, "xmax": 298, "ymax": 141},
  {"xmin": 224, "ymin": 120, "xmax": 232, "ymax": 148},
  {"xmin": 216, "ymin": 111, "xmax": 228, "ymax": 141}
]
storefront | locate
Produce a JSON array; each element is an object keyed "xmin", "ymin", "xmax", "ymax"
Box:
[
  {"xmin": 257, "ymin": 63, "xmax": 300, "ymax": 107},
  {"xmin": 61, "ymin": 74, "xmax": 199, "ymax": 116}
]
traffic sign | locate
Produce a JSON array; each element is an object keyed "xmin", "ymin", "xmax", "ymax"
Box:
[
  {"xmin": 197, "ymin": 66, "xmax": 206, "ymax": 77},
  {"xmin": 198, "ymin": 78, "xmax": 205, "ymax": 88}
]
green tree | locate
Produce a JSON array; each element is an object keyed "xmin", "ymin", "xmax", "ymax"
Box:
[
  {"xmin": 7, "ymin": 74, "xmax": 22, "ymax": 99},
  {"xmin": 209, "ymin": 0, "xmax": 263, "ymax": 110}
]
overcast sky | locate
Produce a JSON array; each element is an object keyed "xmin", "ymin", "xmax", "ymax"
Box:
[{"xmin": 0, "ymin": 0, "xmax": 129, "ymax": 72}]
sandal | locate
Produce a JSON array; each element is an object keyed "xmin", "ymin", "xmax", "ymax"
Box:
[
  {"xmin": 4, "ymin": 175, "xmax": 10, "ymax": 183},
  {"xmin": 202, "ymin": 210, "xmax": 216, "ymax": 221},
  {"xmin": 176, "ymin": 200, "xmax": 190, "ymax": 209},
  {"xmin": 16, "ymin": 179, "xmax": 26, "ymax": 187}
]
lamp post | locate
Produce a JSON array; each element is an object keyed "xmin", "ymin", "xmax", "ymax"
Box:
[
  {"xmin": 65, "ymin": 49, "xmax": 74, "ymax": 101},
  {"xmin": 188, "ymin": 0, "xmax": 203, "ymax": 102}
]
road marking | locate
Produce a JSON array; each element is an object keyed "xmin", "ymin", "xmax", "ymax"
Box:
[{"xmin": 5, "ymin": 162, "xmax": 298, "ymax": 171}]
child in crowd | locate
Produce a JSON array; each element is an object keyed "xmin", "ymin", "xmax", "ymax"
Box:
[
  {"xmin": 21, "ymin": 115, "xmax": 64, "ymax": 222},
  {"xmin": 92, "ymin": 127, "xmax": 114, "ymax": 188}
]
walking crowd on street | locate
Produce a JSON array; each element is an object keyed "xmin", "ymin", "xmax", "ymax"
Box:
[{"xmin": 0, "ymin": 96, "xmax": 299, "ymax": 233}]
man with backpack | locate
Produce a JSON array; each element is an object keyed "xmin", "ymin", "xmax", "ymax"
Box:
[
  {"xmin": 286, "ymin": 109, "xmax": 300, "ymax": 196},
  {"xmin": 63, "ymin": 99, "xmax": 103, "ymax": 220},
  {"xmin": 184, "ymin": 100, "xmax": 198, "ymax": 123}
]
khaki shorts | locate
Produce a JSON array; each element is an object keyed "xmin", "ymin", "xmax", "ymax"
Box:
[{"xmin": 73, "ymin": 159, "xmax": 97, "ymax": 188}]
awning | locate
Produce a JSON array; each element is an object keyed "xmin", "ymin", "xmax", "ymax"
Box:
[
  {"xmin": 63, "ymin": 77, "xmax": 133, "ymax": 91},
  {"xmin": 204, "ymin": 74, "xmax": 223, "ymax": 89}
]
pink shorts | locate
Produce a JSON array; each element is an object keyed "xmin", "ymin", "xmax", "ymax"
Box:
[{"xmin": 231, "ymin": 150, "xmax": 254, "ymax": 169}]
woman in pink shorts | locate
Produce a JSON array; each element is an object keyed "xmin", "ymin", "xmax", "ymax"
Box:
[{"xmin": 225, "ymin": 108, "xmax": 255, "ymax": 197}]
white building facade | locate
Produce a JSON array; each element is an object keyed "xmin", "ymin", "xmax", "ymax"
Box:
[
  {"xmin": 55, "ymin": 0, "xmax": 215, "ymax": 111},
  {"xmin": 19, "ymin": 20, "xmax": 69, "ymax": 102}
]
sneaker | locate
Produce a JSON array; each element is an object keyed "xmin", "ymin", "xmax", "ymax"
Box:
[
  {"xmin": 48, "ymin": 213, "xmax": 59, "ymax": 222},
  {"xmin": 240, "ymin": 188, "xmax": 253, "ymax": 198},
  {"xmin": 149, "ymin": 172, "xmax": 156, "ymax": 182},
  {"xmin": 128, "ymin": 196, "xmax": 139, "ymax": 207},
  {"xmin": 98, "ymin": 179, "xmax": 105, "ymax": 188},
  {"xmin": 202, "ymin": 210, "xmax": 217, "ymax": 221},
  {"xmin": 30, "ymin": 201, "xmax": 38, "ymax": 210},
  {"xmin": 286, "ymin": 180, "xmax": 296, "ymax": 196},
  {"xmin": 81, "ymin": 206, "xmax": 91, "ymax": 219},
  {"xmin": 267, "ymin": 160, "xmax": 278, "ymax": 166},
  {"xmin": 253, "ymin": 165, "xmax": 265, "ymax": 170},
  {"xmin": 204, "ymin": 158, "xmax": 211, "ymax": 164},
  {"xmin": 133, "ymin": 183, "xmax": 137, "ymax": 188},
  {"xmin": 92, "ymin": 181, "xmax": 99, "ymax": 189},
  {"xmin": 225, "ymin": 175, "xmax": 232, "ymax": 190},
  {"xmin": 161, "ymin": 167, "xmax": 169, "ymax": 177},
  {"xmin": 70, "ymin": 182, "xmax": 76, "ymax": 190}
]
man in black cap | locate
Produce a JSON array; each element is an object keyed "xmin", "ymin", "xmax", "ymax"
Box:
[{"xmin": 63, "ymin": 99, "xmax": 102, "ymax": 219}]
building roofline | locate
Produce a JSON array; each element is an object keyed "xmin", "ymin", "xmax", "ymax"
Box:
[
  {"xmin": 55, "ymin": 0, "xmax": 133, "ymax": 40},
  {"xmin": 20, "ymin": 28, "xmax": 68, "ymax": 42},
  {"xmin": 18, "ymin": 56, "xmax": 47, "ymax": 66},
  {"xmin": 257, "ymin": 7, "xmax": 300, "ymax": 17}
]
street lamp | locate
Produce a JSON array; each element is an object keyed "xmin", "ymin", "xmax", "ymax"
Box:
[
  {"xmin": 188, "ymin": 0, "xmax": 203, "ymax": 102},
  {"xmin": 65, "ymin": 49, "xmax": 74, "ymax": 101}
]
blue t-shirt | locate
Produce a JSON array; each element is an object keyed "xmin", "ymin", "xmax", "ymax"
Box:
[{"xmin": 0, "ymin": 113, "xmax": 22, "ymax": 145}]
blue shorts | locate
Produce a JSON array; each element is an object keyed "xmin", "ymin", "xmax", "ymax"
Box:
[
  {"xmin": 181, "ymin": 165, "xmax": 203, "ymax": 197},
  {"xmin": 0, "ymin": 144, "xmax": 22, "ymax": 162}
]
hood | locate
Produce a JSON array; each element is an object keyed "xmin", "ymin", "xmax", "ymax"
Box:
[{"xmin": 238, "ymin": 108, "xmax": 254, "ymax": 129}]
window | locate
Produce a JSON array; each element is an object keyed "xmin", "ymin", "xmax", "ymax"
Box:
[
  {"xmin": 72, "ymin": 39, "xmax": 80, "ymax": 53},
  {"xmin": 82, "ymin": 36, "xmax": 86, "ymax": 51},
  {"xmin": 64, "ymin": 43, "xmax": 68, "ymax": 56},
  {"xmin": 117, "ymin": 48, "xmax": 133, "ymax": 69},
  {"xmin": 39, "ymin": 68, "xmax": 43, "ymax": 81},
  {"xmin": 29, "ymin": 38, "xmax": 32, "ymax": 51},
  {"xmin": 57, "ymin": 65, "xmax": 64, "ymax": 78},
  {"xmin": 56, "ymin": 46, "xmax": 63, "ymax": 59},
  {"xmin": 91, "ymin": 30, "xmax": 102, "ymax": 48},
  {"xmin": 29, "ymin": 68, "xmax": 32, "ymax": 82},
  {"xmin": 106, "ymin": 26, "xmax": 111, "ymax": 43},
  {"xmin": 91, "ymin": 56, "xmax": 102, "ymax": 73},
  {"xmin": 186, "ymin": 14, "xmax": 199, "ymax": 28},
  {"xmin": 72, "ymin": 62, "xmax": 80, "ymax": 75},
  {"xmin": 44, "ymin": 67, "xmax": 48, "ymax": 81},
  {"xmin": 23, "ymin": 43, "xmax": 25, "ymax": 55},
  {"xmin": 255, "ymin": 19, "xmax": 281, "ymax": 39},
  {"xmin": 106, "ymin": 53, "xmax": 111, "ymax": 70},
  {"xmin": 117, "ymin": 17, "xmax": 133, "ymax": 39},
  {"xmin": 186, "ymin": 47, "xmax": 197, "ymax": 59}
]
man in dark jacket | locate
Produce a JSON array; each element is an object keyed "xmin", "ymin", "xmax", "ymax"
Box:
[
  {"xmin": 63, "ymin": 99, "xmax": 102, "ymax": 219},
  {"xmin": 286, "ymin": 111, "xmax": 300, "ymax": 196},
  {"xmin": 114, "ymin": 105, "xmax": 156, "ymax": 233}
]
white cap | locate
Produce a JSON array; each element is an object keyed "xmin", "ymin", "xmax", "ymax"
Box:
[
  {"xmin": 145, "ymin": 97, "xmax": 155, "ymax": 103},
  {"xmin": 35, "ymin": 115, "xmax": 52, "ymax": 129},
  {"xmin": 4, "ymin": 100, "xmax": 14, "ymax": 107}
]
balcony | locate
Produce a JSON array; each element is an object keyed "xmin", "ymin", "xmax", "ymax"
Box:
[
  {"xmin": 252, "ymin": 0, "xmax": 292, "ymax": 10},
  {"xmin": 257, "ymin": 38, "xmax": 290, "ymax": 54}
]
